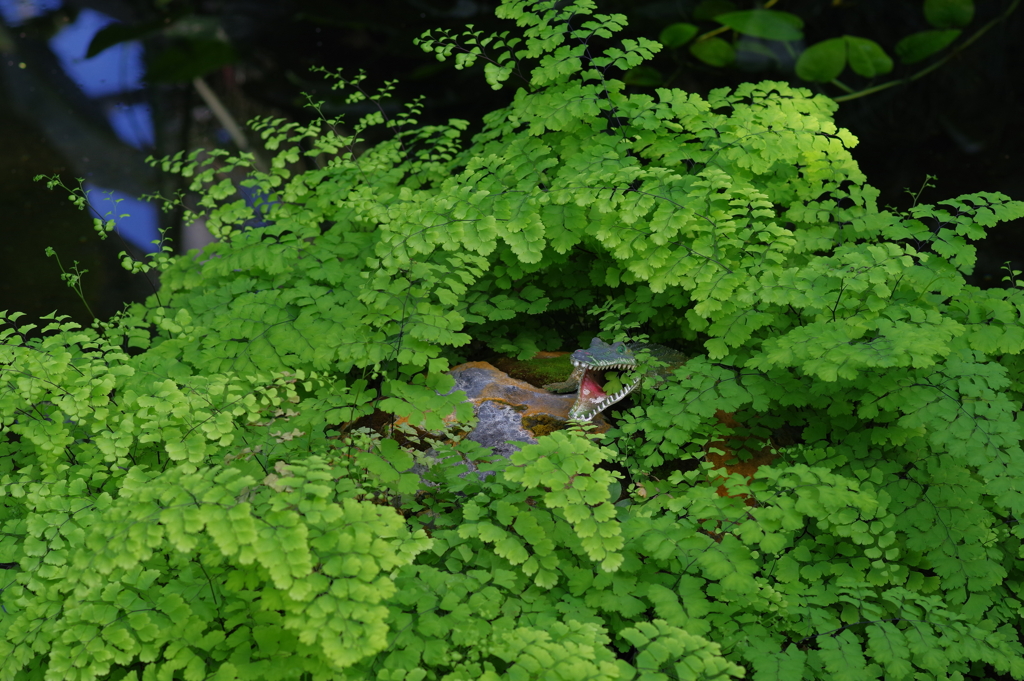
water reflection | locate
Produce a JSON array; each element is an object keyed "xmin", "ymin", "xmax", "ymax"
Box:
[{"xmin": 1, "ymin": 0, "xmax": 160, "ymax": 253}]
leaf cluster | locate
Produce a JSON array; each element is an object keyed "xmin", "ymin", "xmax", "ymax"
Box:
[
  {"xmin": 4, "ymin": 1, "xmax": 1024, "ymax": 679},
  {"xmin": 651, "ymin": 0, "xmax": 1010, "ymax": 102}
]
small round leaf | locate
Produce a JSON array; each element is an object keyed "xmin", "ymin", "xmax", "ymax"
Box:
[
  {"xmin": 716, "ymin": 9, "xmax": 804, "ymax": 42},
  {"xmin": 895, "ymin": 29, "xmax": 961, "ymax": 63},
  {"xmin": 624, "ymin": 66, "xmax": 663, "ymax": 86},
  {"xmin": 659, "ymin": 23, "xmax": 700, "ymax": 49},
  {"xmin": 924, "ymin": 0, "xmax": 975, "ymax": 28},
  {"xmin": 795, "ymin": 37, "xmax": 846, "ymax": 82},
  {"xmin": 690, "ymin": 37, "xmax": 737, "ymax": 67},
  {"xmin": 843, "ymin": 36, "xmax": 893, "ymax": 77}
]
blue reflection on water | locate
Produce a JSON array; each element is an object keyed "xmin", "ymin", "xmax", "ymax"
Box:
[
  {"xmin": 1, "ymin": 0, "xmax": 160, "ymax": 252},
  {"xmin": 83, "ymin": 186, "xmax": 160, "ymax": 253},
  {"xmin": 0, "ymin": 0, "xmax": 60, "ymax": 25}
]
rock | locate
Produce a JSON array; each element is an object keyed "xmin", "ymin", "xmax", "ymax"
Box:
[{"xmin": 413, "ymin": 361, "xmax": 610, "ymax": 482}]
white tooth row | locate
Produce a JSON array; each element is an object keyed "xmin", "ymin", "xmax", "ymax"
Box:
[
  {"xmin": 571, "ymin": 361, "xmax": 634, "ymax": 370},
  {"xmin": 573, "ymin": 376, "xmax": 643, "ymax": 419}
]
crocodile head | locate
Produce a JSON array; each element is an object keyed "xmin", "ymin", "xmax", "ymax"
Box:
[{"xmin": 567, "ymin": 338, "xmax": 643, "ymax": 420}]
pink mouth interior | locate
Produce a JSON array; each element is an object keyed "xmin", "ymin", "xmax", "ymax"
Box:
[{"xmin": 579, "ymin": 370, "xmax": 607, "ymax": 398}]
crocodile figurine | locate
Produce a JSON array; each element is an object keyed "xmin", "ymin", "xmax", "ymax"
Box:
[{"xmin": 543, "ymin": 338, "xmax": 688, "ymax": 420}]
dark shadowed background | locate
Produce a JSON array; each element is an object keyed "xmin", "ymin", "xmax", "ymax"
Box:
[{"xmin": 2, "ymin": 0, "xmax": 1021, "ymax": 326}]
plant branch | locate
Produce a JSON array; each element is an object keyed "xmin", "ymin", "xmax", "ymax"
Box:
[
  {"xmin": 192, "ymin": 76, "xmax": 269, "ymax": 172},
  {"xmin": 832, "ymin": 0, "xmax": 1021, "ymax": 103}
]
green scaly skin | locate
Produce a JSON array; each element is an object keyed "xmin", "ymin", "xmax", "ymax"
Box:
[{"xmin": 543, "ymin": 338, "xmax": 687, "ymax": 420}]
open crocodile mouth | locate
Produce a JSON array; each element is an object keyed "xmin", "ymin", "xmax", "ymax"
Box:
[{"xmin": 569, "ymin": 361, "xmax": 642, "ymax": 420}]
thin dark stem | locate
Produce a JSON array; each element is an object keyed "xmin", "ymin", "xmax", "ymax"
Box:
[{"xmin": 832, "ymin": 0, "xmax": 1021, "ymax": 103}]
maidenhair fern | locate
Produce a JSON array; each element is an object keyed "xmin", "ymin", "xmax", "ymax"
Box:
[{"xmin": 4, "ymin": 0, "xmax": 1024, "ymax": 679}]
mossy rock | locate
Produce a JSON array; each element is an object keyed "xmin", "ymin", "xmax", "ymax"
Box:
[{"xmin": 489, "ymin": 351, "xmax": 572, "ymax": 389}]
